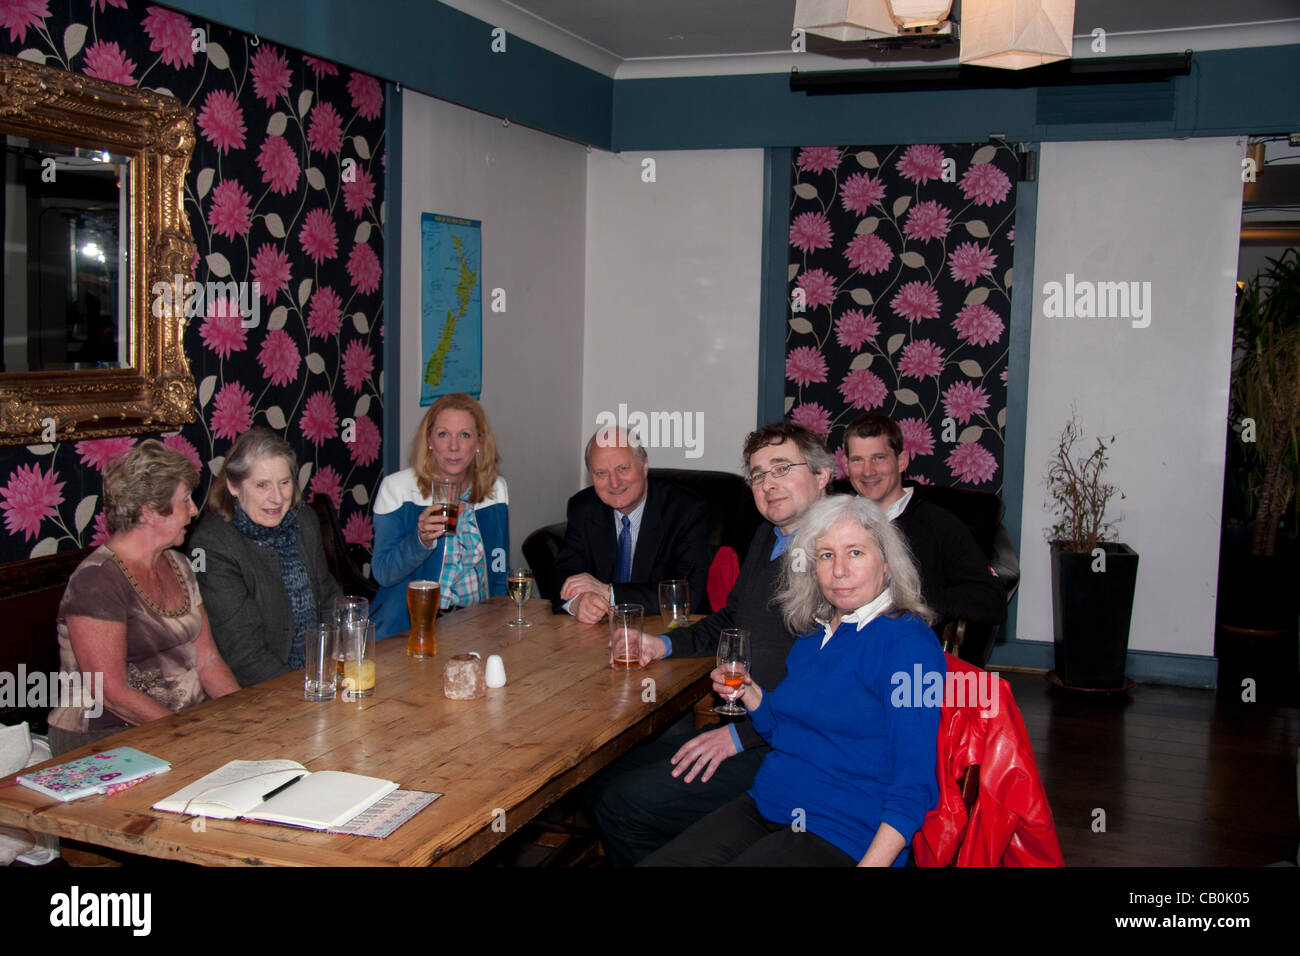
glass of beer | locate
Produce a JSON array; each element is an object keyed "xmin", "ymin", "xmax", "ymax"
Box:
[
  {"xmin": 333, "ymin": 595, "xmax": 368, "ymax": 681},
  {"xmin": 341, "ymin": 620, "xmax": 376, "ymax": 700},
  {"xmin": 715, "ymin": 628, "xmax": 751, "ymax": 716},
  {"xmin": 609, "ymin": 603, "xmax": 644, "ymax": 670},
  {"xmin": 507, "ymin": 567, "xmax": 533, "ymax": 628},
  {"xmin": 432, "ymin": 479, "xmax": 461, "ymax": 535},
  {"xmin": 407, "ymin": 580, "xmax": 439, "ymax": 657},
  {"xmin": 658, "ymin": 579, "xmax": 690, "ymax": 630}
]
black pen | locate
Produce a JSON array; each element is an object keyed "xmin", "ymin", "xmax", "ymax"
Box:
[{"xmin": 261, "ymin": 774, "xmax": 305, "ymax": 802}]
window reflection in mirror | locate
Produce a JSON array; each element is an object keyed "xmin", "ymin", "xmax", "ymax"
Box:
[{"xmin": 1, "ymin": 135, "xmax": 131, "ymax": 372}]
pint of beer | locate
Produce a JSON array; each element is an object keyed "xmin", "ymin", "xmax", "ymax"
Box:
[{"xmin": 407, "ymin": 580, "xmax": 440, "ymax": 658}]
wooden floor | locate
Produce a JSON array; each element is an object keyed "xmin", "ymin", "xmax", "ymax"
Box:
[{"xmin": 1004, "ymin": 671, "xmax": 1300, "ymax": 866}]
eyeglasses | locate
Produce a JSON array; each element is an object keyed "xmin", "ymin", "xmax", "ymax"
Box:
[{"xmin": 747, "ymin": 461, "xmax": 809, "ymax": 486}]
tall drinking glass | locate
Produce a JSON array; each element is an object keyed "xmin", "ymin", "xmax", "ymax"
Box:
[
  {"xmin": 507, "ymin": 567, "xmax": 533, "ymax": 628},
  {"xmin": 715, "ymin": 628, "xmax": 751, "ymax": 716},
  {"xmin": 658, "ymin": 579, "xmax": 690, "ymax": 630},
  {"xmin": 341, "ymin": 621, "xmax": 376, "ymax": 700},
  {"xmin": 304, "ymin": 624, "xmax": 336, "ymax": 701},
  {"xmin": 609, "ymin": 603, "xmax": 644, "ymax": 670},
  {"xmin": 333, "ymin": 595, "xmax": 368, "ymax": 680},
  {"xmin": 407, "ymin": 580, "xmax": 440, "ymax": 657},
  {"xmin": 433, "ymin": 480, "xmax": 461, "ymax": 534}
]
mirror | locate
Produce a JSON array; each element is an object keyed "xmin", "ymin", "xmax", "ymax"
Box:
[{"xmin": 0, "ymin": 52, "xmax": 196, "ymax": 445}]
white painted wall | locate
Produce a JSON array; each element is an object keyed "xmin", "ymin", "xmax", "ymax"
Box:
[
  {"xmin": 401, "ymin": 91, "xmax": 587, "ymax": 563},
  {"xmin": 1017, "ymin": 138, "xmax": 1244, "ymax": 656},
  {"xmin": 582, "ymin": 149, "xmax": 764, "ymax": 483}
]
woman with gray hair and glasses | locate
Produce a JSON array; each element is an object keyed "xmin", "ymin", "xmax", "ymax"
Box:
[{"xmin": 643, "ymin": 494, "xmax": 945, "ymax": 867}]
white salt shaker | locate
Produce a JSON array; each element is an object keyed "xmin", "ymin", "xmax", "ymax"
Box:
[{"xmin": 484, "ymin": 654, "xmax": 507, "ymax": 688}]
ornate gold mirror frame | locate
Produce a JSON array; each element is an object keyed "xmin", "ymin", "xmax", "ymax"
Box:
[{"xmin": 0, "ymin": 52, "xmax": 196, "ymax": 445}]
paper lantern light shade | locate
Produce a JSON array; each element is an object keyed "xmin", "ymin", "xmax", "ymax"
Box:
[
  {"xmin": 794, "ymin": 0, "xmax": 900, "ymax": 41},
  {"xmin": 959, "ymin": 0, "xmax": 1076, "ymax": 70}
]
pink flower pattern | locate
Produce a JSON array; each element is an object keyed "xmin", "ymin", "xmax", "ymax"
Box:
[
  {"xmin": 347, "ymin": 415, "xmax": 381, "ymax": 466},
  {"xmin": 343, "ymin": 512, "xmax": 373, "ymax": 548},
  {"xmin": 835, "ymin": 309, "xmax": 879, "ymax": 351},
  {"xmin": 891, "ymin": 281, "xmax": 941, "ymax": 322},
  {"xmin": 307, "ymin": 102, "xmax": 343, "ymax": 155},
  {"xmin": 948, "ymin": 242, "xmax": 996, "ymax": 286},
  {"xmin": 300, "ymin": 391, "xmax": 337, "ymax": 445},
  {"xmin": 257, "ymin": 329, "xmax": 300, "ymax": 386},
  {"xmin": 309, "ymin": 466, "xmax": 343, "ymax": 508},
  {"xmin": 210, "ymin": 383, "xmax": 253, "ymax": 440},
  {"xmin": 942, "ymin": 382, "xmax": 991, "ymax": 424},
  {"xmin": 840, "ymin": 172, "xmax": 886, "ymax": 214},
  {"xmin": 348, "ymin": 72, "xmax": 383, "ymax": 120},
  {"xmin": 162, "ymin": 434, "xmax": 202, "ymax": 476},
  {"xmin": 903, "ymin": 200, "xmax": 951, "ymax": 242},
  {"xmin": 952, "ymin": 303, "xmax": 1005, "ymax": 346},
  {"xmin": 844, "ymin": 233, "xmax": 893, "ymax": 275},
  {"xmin": 897, "ymin": 340, "xmax": 945, "ymax": 379},
  {"xmin": 208, "ymin": 179, "xmax": 252, "ymax": 240},
  {"xmin": 839, "ymin": 368, "xmax": 888, "ymax": 410},
  {"xmin": 303, "ymin": 55, "xmax": 339, "ymax": 76},
  {"xmin": 896, "ymin": 144, "xmax": 946, "ymax": 184},
  {"xmin": 346, "ymin": 242, "xmax": 381, "ymax": 294},
  {"xmin": 89, "ymin": 511, "xmax": 110, "ymax": 548},
  {"xmin": 797, "ymin": 146, "xmax": 840, "ymax": 173},
  {"xmin": 0, "ymin": 463, "xmax": 64, "ymax": 541},
  {"xmin": 785, "ymin": 346, "xmax": 828, "ymax": 387},
  {"xmin": 794, "ymin": 268, "xmax": 836, "ymax": 309},
  {"xmin": 251, "ymin": 243, "xmax": 291, "ymax": 303},
  {"xmin": 341, "ymin": 340, "xmax": 374, "ymax": 393},
  {"xmin": 250, "ymin": 45, "xmax": 291, "ymax": 107},
  {"xmin": 198, "ymin": 89, "xmax": 246, "ymax": 155},
  {"xmin": 960, "ymin": 163, "xmax": 1012, "ymax": 206},
  {"xmin": 257, "ymin": 135, "xmax": 300, "ymax": 194},
  {"xmin": 141, "ymin": 5, "xmax": 193, "ymax": 69},
  {"xmin": 947, "ymin": 442, "xmax": 998, "ymax": 484},
  {"xmin": 898, "ymin": 418, "xmax": 935, "ymax": 459},
  {"xmin": 0, "ymin": 0, "xmax": 48, "ymax": 43},
  {"xmin": 342, "ymin": 165, "xmax": 376, "ymax": 218},
  {"xmin": 790, "ymin": 212, "xmax": 833, "ymax": 253},
  {"xmin": 299, "ymin": 208, "xmax": 338, "ymax": 264},
  {"xmin": 785, "ymin": 143, "xmax": 1012, "ymax": 490},
  {"xmin": 82, "ymin": 40, "xmax": 137, "ymax": 85},
  {"xmin": 790, "ymin": 402, "xmax": 831, "ymax": 436},
  {"xmin": 307, "ymin": 286, "xmax": 344, "ymax": 338},
  {"xmin": 199, "ymin": 296, "xmax": 248, "ymax": 358},
  {"xmin": 75, "ymin": 437, "xmax": 137, "ymax": 471}
]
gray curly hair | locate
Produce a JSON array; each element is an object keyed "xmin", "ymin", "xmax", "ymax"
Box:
[{"xmin": 774, "ymin": 494, "xmax": 933, "ymax": 635}]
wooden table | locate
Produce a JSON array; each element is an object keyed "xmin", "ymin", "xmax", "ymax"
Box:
[{"xmin": 0, "ymin": 598, "xmax": 712, "ymax": 866}]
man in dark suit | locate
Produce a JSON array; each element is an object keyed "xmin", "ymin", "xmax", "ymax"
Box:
[
  {"xmin": 844, "ymin": 413, "xmax": 1005, "ymax": 632},
  {"xmin": 553, "ymin": 427, "xmax": 712, "ymax": 624}
]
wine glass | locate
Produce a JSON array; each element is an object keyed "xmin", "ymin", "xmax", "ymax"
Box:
[
  {"xmin": 507, "ymin": 567, "xmax": 533, "ymax": 628},
  {"xmin": 658, "ymin": 579, "xmax": 690, "ymax": 631},
  {"xmin": 715, "ymin": 628, "xmax": 751, "ymax": 716}
]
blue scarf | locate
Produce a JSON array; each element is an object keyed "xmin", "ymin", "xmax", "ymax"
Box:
[{"xmin": 232, "ymin": 502, "xmax": 316, "ymax": 669}]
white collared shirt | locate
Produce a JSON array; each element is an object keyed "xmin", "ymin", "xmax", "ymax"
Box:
[
  {"xmin": 884, "ymin": 486, "xmax": 914, "ymax": 522},
  {"xmin": 818, "ymin": 587, "xmax": 895, "ymax": 649}
]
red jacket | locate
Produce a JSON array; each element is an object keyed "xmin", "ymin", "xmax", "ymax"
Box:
[{"xmin": 912, "ymin": 654, "xmax": 1064, "ymax": 866}]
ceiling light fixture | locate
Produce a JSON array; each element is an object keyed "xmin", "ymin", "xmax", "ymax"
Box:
[
  {"xmin": 958, "ymin": 0, "xmax": 1076, "ymax": 69},
  {"xmin": 793, "ymin": 1, "xmax": 954, "ymax": 41}
]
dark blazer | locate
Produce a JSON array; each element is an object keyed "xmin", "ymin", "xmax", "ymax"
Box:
[
  {"xmin": 188, "ymin": 506, "xmax": 342, "ymax": 687},
  {"xmin": 552, "ymin": 479, "xmax": 712, "ymax": 615}
]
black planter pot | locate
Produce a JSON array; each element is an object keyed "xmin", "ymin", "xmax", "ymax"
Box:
[{"xmin": 1050, "ymin": 541, "xmax": 1139, "ymax": 690}]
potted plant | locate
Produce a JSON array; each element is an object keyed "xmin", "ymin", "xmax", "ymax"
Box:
[
  {"xmin": 1044, "ymin": 413, "xmax": 1137, "ymax": 691},
  {"xmin": 1216, "ymin": 249, "xmax": 1300, "ymax": 703}
]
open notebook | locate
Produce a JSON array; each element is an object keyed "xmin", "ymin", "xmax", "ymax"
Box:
[{"xmin": 153, "ymin": 759, "xmax": 397, "ymax": 830}]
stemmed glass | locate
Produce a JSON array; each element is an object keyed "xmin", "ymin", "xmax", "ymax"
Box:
[
  {"xmin": 507, "ymin": 567, "xmax": 533, "ymax": 628},
  {"xmin": 715, "ymin": 628, "xmax": 751, "ymax": 716}
]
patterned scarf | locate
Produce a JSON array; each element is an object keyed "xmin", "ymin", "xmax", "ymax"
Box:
[{"xmin": 233, "ymin": 502, "xmax": 316, "ymax": 669}]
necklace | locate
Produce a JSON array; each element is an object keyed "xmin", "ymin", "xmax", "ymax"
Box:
[{"xmin": 109, "ymin": 549, "xmax": 190, "ymax": 618}]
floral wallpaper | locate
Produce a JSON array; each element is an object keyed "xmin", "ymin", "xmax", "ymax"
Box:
[
  {"xmin": 0, "ymin": 0, "xmax": 385, "ymax": 567},
  {"xmin": 785, "ymin": 143, "xmax": 1016, "ymax": 492}
]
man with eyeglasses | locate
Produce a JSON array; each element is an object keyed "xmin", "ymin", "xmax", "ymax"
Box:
[
  {"xmin": 552, "ymin": 427, "xmax": 712, "ymax": 624},
  {"xmin": 587, "ymin": 421, "xmax": 831, "ymax": 866}
]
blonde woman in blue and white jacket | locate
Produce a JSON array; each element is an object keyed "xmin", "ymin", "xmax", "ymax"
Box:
[{"xmin": 371, "ymin": 393, "xmax": 509, "ymax": 639}]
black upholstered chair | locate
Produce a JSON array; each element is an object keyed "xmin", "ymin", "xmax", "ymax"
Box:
[{"xmin": 309, "ymin": 496, "xmax": 377, "ymax": 600}]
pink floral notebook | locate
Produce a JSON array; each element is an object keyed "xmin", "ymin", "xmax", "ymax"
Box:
[{"xmin": 17, "ymin": 747, "xmax": 170, "ymax": 801}]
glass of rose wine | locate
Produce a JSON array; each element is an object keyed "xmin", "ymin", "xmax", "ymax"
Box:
[
  {"xmin": 507, "ymin": 567, "xmax": 533, "ymax": 628},
  {"xmin": 715, "ymin": 628, "xmax": 751, "ymax": 716}
]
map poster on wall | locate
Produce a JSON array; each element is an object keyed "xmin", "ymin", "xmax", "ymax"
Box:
[{"xmin": 420, "ymin": 213, "xmax": 483, "ymax": 404}]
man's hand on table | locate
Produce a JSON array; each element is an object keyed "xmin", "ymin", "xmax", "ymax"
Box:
[
  {"xmin": 669, "ymin": 727, "xmax": 738, "ymax": 784},
  {"xmin": 560, "ymin": 572, "xmax": 609, "ymax": 602},
  {"xmin": 570, "ymin": 590, "xmax": 611, "ymax": 624}
]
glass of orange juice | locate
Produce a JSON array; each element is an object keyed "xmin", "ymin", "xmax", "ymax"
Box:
[{"xmin": 341, "ymin": 621, "xmax": 376, "ymax": 700}]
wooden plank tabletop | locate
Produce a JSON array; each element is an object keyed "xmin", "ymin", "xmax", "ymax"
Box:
[{"xmin": 0, "ymin": 597, "xmax": 712, "ymax": 866}]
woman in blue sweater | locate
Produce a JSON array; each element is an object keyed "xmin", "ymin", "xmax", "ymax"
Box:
[
  {"xmin": 644, "ymin": 494, "xmax": 943, "ymax": 866},
  {"xmin": 370, "ymin": 393, "xmax": 509, "ymax": 638}
]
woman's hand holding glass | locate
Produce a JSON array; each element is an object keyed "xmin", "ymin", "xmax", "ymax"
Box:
[
  {"xmin": 709, "ymin": 664, "xmax": 762, "ymax": 712},
  {"xmin": 416, "ymin": 505, "xmax": 448, "ymax": 547}
]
